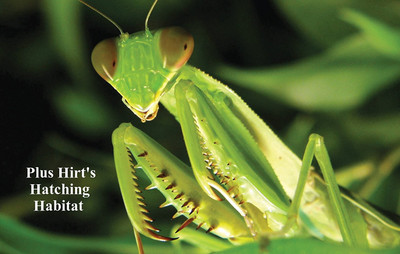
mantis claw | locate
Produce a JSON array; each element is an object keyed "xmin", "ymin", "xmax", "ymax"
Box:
[
  {"xmin": 175, "ymin": 217, "xmax": 196, "ymax": 233},
  {"xmin": 146, "ymin": 229, "xmax": 178, "ymax": 241},
  {"xmin": 112, "ymin": 123, "xmax": 250, "ymax": 252}
]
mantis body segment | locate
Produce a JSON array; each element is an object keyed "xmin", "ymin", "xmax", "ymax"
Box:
[{"xmin": 81, "ymin": 1, "xmax": 400, "ymax": 253}]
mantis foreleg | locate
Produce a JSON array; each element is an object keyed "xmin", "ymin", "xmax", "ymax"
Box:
[
  {"xmin": 174, "ymin": 80, "xmax": 291, "ymax": 234},
  {"xmin": 112, "ymin": 123, "xmax": 251, "ymax": 253}
]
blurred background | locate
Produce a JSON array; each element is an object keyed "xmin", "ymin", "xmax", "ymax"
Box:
[{"xmin": 1, "ymin": 0, "xmax": 400, "ymax": 253}]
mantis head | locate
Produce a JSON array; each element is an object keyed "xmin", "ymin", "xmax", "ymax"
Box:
[
  {"xmin": 91, "ymin": 28, "xmax": 194, "ymax": 122},
  {"xmin": 80, "ymin": 0, "xmax": 193, "ymax": 122}
]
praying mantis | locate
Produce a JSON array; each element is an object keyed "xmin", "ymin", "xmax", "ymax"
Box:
[{"xmin": 80, "ymin": 0, "xmax": 400, "ymax": 253}]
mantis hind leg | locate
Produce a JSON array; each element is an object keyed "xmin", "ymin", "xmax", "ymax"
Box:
[{"xmin": 285, "ymin": 134, "xmax": 367, "ymax": 247}]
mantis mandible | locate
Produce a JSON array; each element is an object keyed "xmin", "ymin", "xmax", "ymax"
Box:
[{"xmin": 80, "ymin": 0, "xmax": 400, "ymax": 253}]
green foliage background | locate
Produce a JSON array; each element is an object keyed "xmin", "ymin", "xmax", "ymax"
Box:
[{"xmin": 0, "ymin": 0, "xmax": 399, "ymax": 253}]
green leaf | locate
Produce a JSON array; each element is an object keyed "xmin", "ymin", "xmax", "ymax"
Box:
[
  {"xmin": 273, "ymin": 0, "xmax": 400, "ymax": 47},
  {"xmin": 0, "ymin": 213, "xmax": 135, "ymax": 254},
  {"xmin": 213, "ymin": 242, "xmax": 259, "ymax": 254},
  {"xmin": 216, "ymin": 35, "xmax": 400, "ymax": 112},
  {"xmin": 342, "ymin": 9, "xmax": 400, "ymax": 59},
  {"xmin": 42, "ymin": 0, "xmax": 91, "ymax": 87},
  {"xmin": 0, "ymin": 214, "xmax": 205, "ymax": 254},
  {"xmin": 214, "ymin": 238, "xmax": 400, "ymax": 254},
  {"xmin": 342, "ymin": 113, "xmax": 400, "ymax": 148},
  {"xmin": 53, "ymin": 86, "xmax": 114, "ymax": 137}
]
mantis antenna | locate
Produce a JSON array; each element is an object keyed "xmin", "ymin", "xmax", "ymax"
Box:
[
  {"xmin": 145, "ymin": 0, "xmax": 159, "ymax": 33},
  {"xmin": 79, "ymin": 0, "xmax": 125, "ymax": 35}
]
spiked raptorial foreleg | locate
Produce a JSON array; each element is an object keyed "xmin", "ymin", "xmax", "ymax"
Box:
[
  {"xmin": 174, "ymin": 80, "xmax": 293, "ymax": 235},
  {"xmin": 112, "ymin": 123, "xmax": 250, "ymax": 253},
  {"xmin": 161, "ymin": 67, "xmax": 303, "ymax": 200},
  {"xmin": 112, "ymin": 124, "xmax": 176, "ymax": 243}
]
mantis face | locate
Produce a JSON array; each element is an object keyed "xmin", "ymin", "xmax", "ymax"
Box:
[{"xmin": 91, "ymin": 27, "xmax": 194, "ymax": 122}]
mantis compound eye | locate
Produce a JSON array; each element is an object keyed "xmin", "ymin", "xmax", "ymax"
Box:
[
  {"xmin": 91, "ymin": 38, "xmax": 118, "ymax": 82},
  {"xmin": 159, "ymin": 27, "xmax": 194, "ymax": 71}
]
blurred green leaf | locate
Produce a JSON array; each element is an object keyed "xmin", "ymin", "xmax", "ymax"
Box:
[
  {"xmin": 336, "ymin": 161, "xmax": 375, "ymax": 189},
  {"xmin": 358, "ymin": 146, "xmax": 400, "ymax": 200},
  {"xmin": 273, "ymin": 0, "xmax": 400, "ymax": 47},
  {"xmin": 342, "ymin": 9, "xmax": 400, "ymax": 59},
  {"xmin": 283, "ymin": 116, "xmax": 315, "ymax": 156},
  {"xmin": 214, "ymin": 238, "xmax": 400, "ymax": 254},
  {"xmin": 213, "ymin": 242, "xmax": 259, "ymax": 254},
  {"xmin": 42, "ymin": 0, "xmax": 91, "ymax": 86},
  {"xmin": 342, "ymin": 113, "xmax": 400, "ymax": 148},
  {"xmin": 216, "ymin": 35, "xmax": 400, "ymax": 112},
  {"xmin": 0, "ymin": 214, "xmax": 204, "ymax": 254},
  {"xmin": 0, "ymin": 214, "xmax": 134, "ymax": 254},
  {"xmin": 53, "ymin": 86, "xmax": 114, "ymax": 137}
]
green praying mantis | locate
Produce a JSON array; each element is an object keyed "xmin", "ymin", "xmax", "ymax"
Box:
[{"xmin": 80, "ymin": 0, "xmax": 400, "ymax": 253}]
